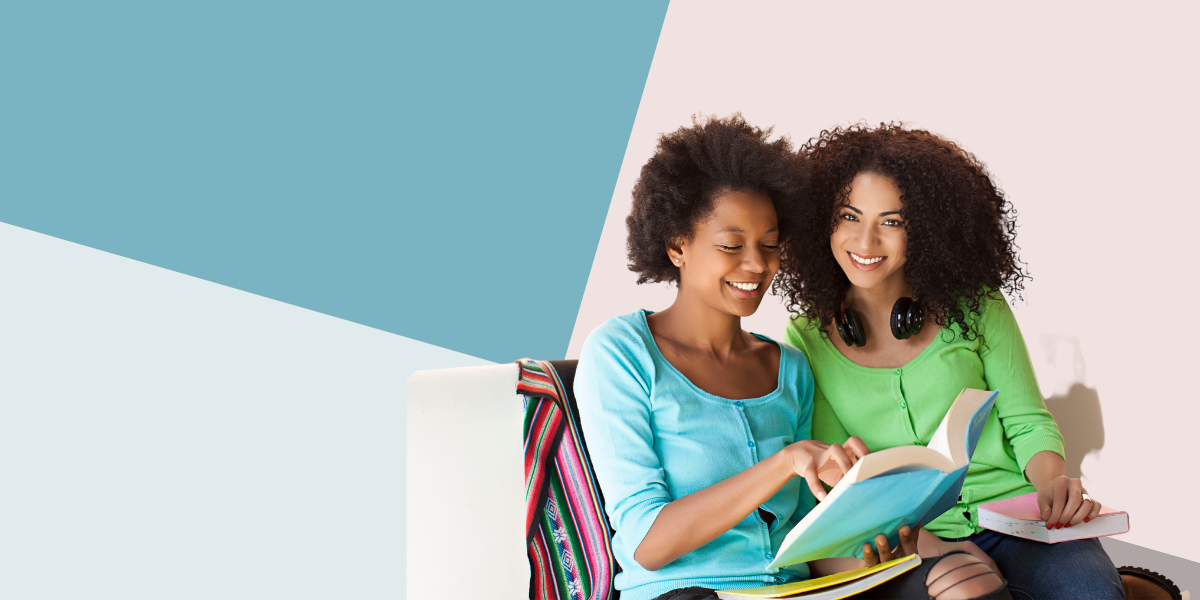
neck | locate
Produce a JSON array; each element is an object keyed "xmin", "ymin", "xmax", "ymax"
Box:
[
  {"xmin": 845, "ymin": 276, "xmax": 914, "ymax": 329},
  {"xmin": 653, "ymin": 288, "xmax": 746, "ymax": 359}
]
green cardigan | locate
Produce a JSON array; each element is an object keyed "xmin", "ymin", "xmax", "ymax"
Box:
[{"xmin": 784, "ymin": 296, "xmax": 1065, "ymax": 538}]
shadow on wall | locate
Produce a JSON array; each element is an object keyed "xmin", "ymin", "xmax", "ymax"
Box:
[
  {"xmin": 1043, "ymin": 383, "xmax": 1104, "ymax": 479},
  {"xmin": 1035, "ymin": 334, "xmax": 1105, "ymax": 480}
]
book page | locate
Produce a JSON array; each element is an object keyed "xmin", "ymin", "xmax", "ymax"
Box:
[
  {"xmin": 926, "ymin": 389, "xmax": 997, "ymax": 468},
  {"xmin": 846, "ymin": 446, "xmax": 955, "ymax": 483}
]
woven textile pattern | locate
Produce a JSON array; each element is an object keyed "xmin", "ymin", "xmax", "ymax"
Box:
[{"xmin": 520, "ymin": 359, "xmax": 616, "ymax": 600}]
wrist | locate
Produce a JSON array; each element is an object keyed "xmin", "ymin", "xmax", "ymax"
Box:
[{"xmin": 776, "ymin": 443, "xmax": 804, "ymax": 480}]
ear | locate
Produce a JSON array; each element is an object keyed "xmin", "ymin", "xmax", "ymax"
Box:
[{"xmin": 666, "ymin": 237, "xmax": 686, "ymax": 267}]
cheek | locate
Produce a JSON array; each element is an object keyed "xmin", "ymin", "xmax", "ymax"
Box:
[
  {"xmin": 891, "ymin": 234, "xmax": 908, "ymax": 260},
  {"xmin": 830, "ymin": 231, "xmax": 848, "ymax": 255}
]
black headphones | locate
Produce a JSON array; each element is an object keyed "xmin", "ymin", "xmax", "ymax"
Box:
[{"xmin": 835, "ymin": 297, "xmax": 925, "ymax": 347}]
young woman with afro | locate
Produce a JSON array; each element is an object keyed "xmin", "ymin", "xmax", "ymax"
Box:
[
  {"xmin": 574, "ymin": 114, "xmax": 1010, "ymax": 600},
  {"xmin": 777, "ymin": 123, "xmax": 1123, "ymax": 599}
]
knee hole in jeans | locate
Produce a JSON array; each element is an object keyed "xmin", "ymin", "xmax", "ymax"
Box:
[{"xmin": 925, "ymin": 553, "xmax": 1004, "ymax": 600}]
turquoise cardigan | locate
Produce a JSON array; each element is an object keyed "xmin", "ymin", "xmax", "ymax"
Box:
[{"xmin": 574, "ymin": 310, "xmax": 816, "ymax": 600}]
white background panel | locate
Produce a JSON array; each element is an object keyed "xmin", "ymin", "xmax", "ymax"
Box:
[
  {"xmin": 570, "ymin": 2, "xmax": 1198, "ymax": 562},
  {"xmin": 0, "ymin": 222, "xmax": 490, "ymax": 599}
]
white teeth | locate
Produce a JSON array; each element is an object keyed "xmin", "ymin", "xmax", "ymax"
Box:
[
  {"xmin": 731, "ymin": 282, "xmax": 760, "ymax": 291},
  {"xmin": 851, "ymin": 253, "xmax": 884, "ymax": 265}
]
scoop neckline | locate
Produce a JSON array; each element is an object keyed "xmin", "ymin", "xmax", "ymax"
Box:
[
  {"xmin": 637, "ymin": 309, "xmax": 787, "ymax": 403},
  {"xmin": 806, "ymin": 314, "xmax": 943, "ymax": 374}
]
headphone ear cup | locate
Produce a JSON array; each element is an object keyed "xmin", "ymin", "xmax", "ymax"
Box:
[
  {"xmin": 844, "ymin": 306, "xmax": 866, "ymax": 347},
  {"xmin": 890, "ymin": 297, "xmax": 912, "ymax": 340},
  {"xmin": 834, "ymin": 310, "xmax": 853, "ymax": 347},
  {"xmin": 907, "ymin": 302, "xmax": 925, "ymax": 337}
]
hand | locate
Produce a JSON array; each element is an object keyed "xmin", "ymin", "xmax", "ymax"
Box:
[
  {"xmin": 1037, "ymin": 475, "xmax": 1102, "ymax": 529},
  {"xmin": 784, "ymin": 437, "xmax": 869, "ymax": 501},
  {"xmin": 816, "ymin": 436, "xmax": 870, "ymax": 488},
  {"xmin": 862, "ymin": 522, "xmax": 920, "ymax": 567}
]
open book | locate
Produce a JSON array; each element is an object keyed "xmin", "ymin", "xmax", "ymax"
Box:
[
  {"xmin": 766, "ymin": 388, "xmax": 998, "ymax": 569},
  {"xmin": 978, "ymin": 492, "xmax": 1129, "ymax": 543}
]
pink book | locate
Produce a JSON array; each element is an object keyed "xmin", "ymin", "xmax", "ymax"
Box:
[{"xmin": 977, "ymin": 492, "xmax": 1129, "ymax": 543}]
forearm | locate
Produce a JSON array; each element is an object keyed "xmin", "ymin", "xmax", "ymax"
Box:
[
  {"xmin": 1023, "ymin": 450, "xmax": 1066, "ymax": 492},
  {"xmin": 635, "ymin": 449, "xmax": 795, "ymax": 571}
]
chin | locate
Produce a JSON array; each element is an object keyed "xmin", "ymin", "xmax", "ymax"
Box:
[{"xmin": 729, "ymin": 301, "xmax": 763, "ymax": 318}]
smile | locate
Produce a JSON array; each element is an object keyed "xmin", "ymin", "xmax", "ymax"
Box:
[
  {"xmin": 850, "ymin": 252, "xmax": 885, "ymax": 265},
  {"xmin": 726, "ymin": 280, "xmax": 764, "ymax": 299}
]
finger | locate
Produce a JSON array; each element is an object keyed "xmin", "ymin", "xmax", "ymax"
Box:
[
  {"xmin": 1038, "ymin": 491, "xmax": 1052, "ymax": 523},
  {"xmin": 899, "ymin": 524, "xmax": 918, "ymax": 557},
  {"xmin": 862, "ymin": 543, "xmax": 878, "ymax": 567},
  {"xmin": 1060, "ymin": 480, "xmax": 1083, "ymax": 527},
  {"xmin": 875, "ymin": 534, "xmax": 894, "ymax": 562},
  {"xmin": 1068, "ymin": 498, "xmax": 1091, "ymax": 526},
  {"xmin": 801, "ymin": 462, "xmax": 827, "ymax": 502},
  {"xmin": 1087, "ymin": 497, "xmax": 1102, "ymax": 522},
  {"xmin": 826, "ymin": 443, "xmax": 854, "ymax": 475},
  {"xmin": 843, "ymin": 436, "xmax": 870, "ymax": 463},
  {"xmin": 1047, "ymin": 477, "xmax": 1068, "ymax": 528}
]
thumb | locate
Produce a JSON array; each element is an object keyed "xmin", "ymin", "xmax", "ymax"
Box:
[{"xmin": 1038, "ymin": 491, "xmax": 1052, "ymax": 522}]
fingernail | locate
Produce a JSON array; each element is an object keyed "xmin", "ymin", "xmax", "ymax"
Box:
[
  {"xmin": 1056, "ymin": 523, "xmax": 1063, "ymax": 529},
  {"xmin": 1065, "ymin": 523, "xmax": 1072, "ymax": 528},
  {"xmin": 1084, "ymin": 517, "xmax": 1091, "ymax": 523},
  {"xmin": 1045, "ymin": 523, "xmax": 1052, "ymax": 530}
]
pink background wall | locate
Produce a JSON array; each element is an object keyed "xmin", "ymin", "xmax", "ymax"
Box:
[{"xmin": 568, "ymin": 2, "xmax": 1199, "ymax": 563}]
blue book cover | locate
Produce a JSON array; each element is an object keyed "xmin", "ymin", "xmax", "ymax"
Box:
[{"xmin": 767, "ymin": 389, "xmax": 998, "ymax": 569}]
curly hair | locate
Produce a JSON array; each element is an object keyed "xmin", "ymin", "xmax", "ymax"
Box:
[
  {"xmin": 626, "ymin": 113, "xmax": 809, "ymax": 285},
  {"xmin": 776, "ymin": 122, "xmax": 1029, "ymax": 341}
]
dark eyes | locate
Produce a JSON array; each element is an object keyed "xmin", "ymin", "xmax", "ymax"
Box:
[{"xmin": 839, "ymin": 213, "xmax": 904, "ymax": 227}]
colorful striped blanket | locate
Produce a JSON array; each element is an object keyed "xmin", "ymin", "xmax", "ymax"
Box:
[{"xmin": 519, "ymin": 359, "xmax": 617, "ymax": 600}]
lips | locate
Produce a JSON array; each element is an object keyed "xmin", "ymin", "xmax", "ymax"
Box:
[
  {"xmin": 848, "ymin": 252, "xmax": 886, "ymax": 271},
  {"xmin": 727, "ymin": 280, "xmax": 764, "ymax": 299}
]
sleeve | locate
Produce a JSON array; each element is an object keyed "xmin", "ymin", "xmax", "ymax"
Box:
[
  {"xmin": 574, "ymin": 323, "xmax": 672, "ymax": 556},
  {"xmin": 978, "ymin": 297, "xmax": 1066, "ymax": 473},
  {"xmin": 811, "ymin": 387, "xmax": 851, "ymax": 446},
  {"xmin": 784, "ymin": 317, "xmax": 850, "ymax": 446}
]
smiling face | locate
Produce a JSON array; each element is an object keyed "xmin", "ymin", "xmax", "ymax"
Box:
[
  {"xmin": 672, "ymin": 189, "xmax": 779, "ymax": 318},
  {"xmin": 831, "ymin": 172, "xmax": 908, "ymax": 292}
]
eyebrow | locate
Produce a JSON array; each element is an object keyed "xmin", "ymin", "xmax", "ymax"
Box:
[
  {"xmin": 717, "ymin": 226, "xmax": 778, "ymax": 234},
  {"xmin": 843, "ymin": 205, "xmax": 901, "ymax": 217}
]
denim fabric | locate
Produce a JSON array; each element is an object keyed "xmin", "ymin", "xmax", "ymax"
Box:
[{"xmin": 948, "ymin": 529, "xmax": 1124, "ymax": 599}]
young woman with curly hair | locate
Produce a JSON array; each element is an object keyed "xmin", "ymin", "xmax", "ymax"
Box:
[
  {"xmin": 575, "ymin": 114, "xmax": 1009, "ymax": 600},
  {"xmin": 776, "ymin": 123, "xmax": 1123, "ymax": 599}
]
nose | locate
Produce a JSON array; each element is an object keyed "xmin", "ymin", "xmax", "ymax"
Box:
[
  {"xmin": 855, "ymin": 221, "xmax": 878, "ymax": 250},
  {"xmin": 742, "ymin": 245, "xmax": 768, "ymax": 274}
]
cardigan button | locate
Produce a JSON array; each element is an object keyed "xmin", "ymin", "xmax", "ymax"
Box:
[
  {"xmin": 893, "ymin": 368, "xmax": 902, "ymax": 376},
  {"xmin": 748, "ymin": 440, "xmax": 756, "ymax": 448},
  {"xmin": 734, "ymin": 401, "xmax": 744, "ymax": 408}
]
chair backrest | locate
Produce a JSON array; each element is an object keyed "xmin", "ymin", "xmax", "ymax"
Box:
[
  {"xmin": 407, "ymin": 360, "xmax": 619, "ymax": 600},
  {"xmin": 407, "ymin": 363, "xmax": 529, "ymax": 598}
]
